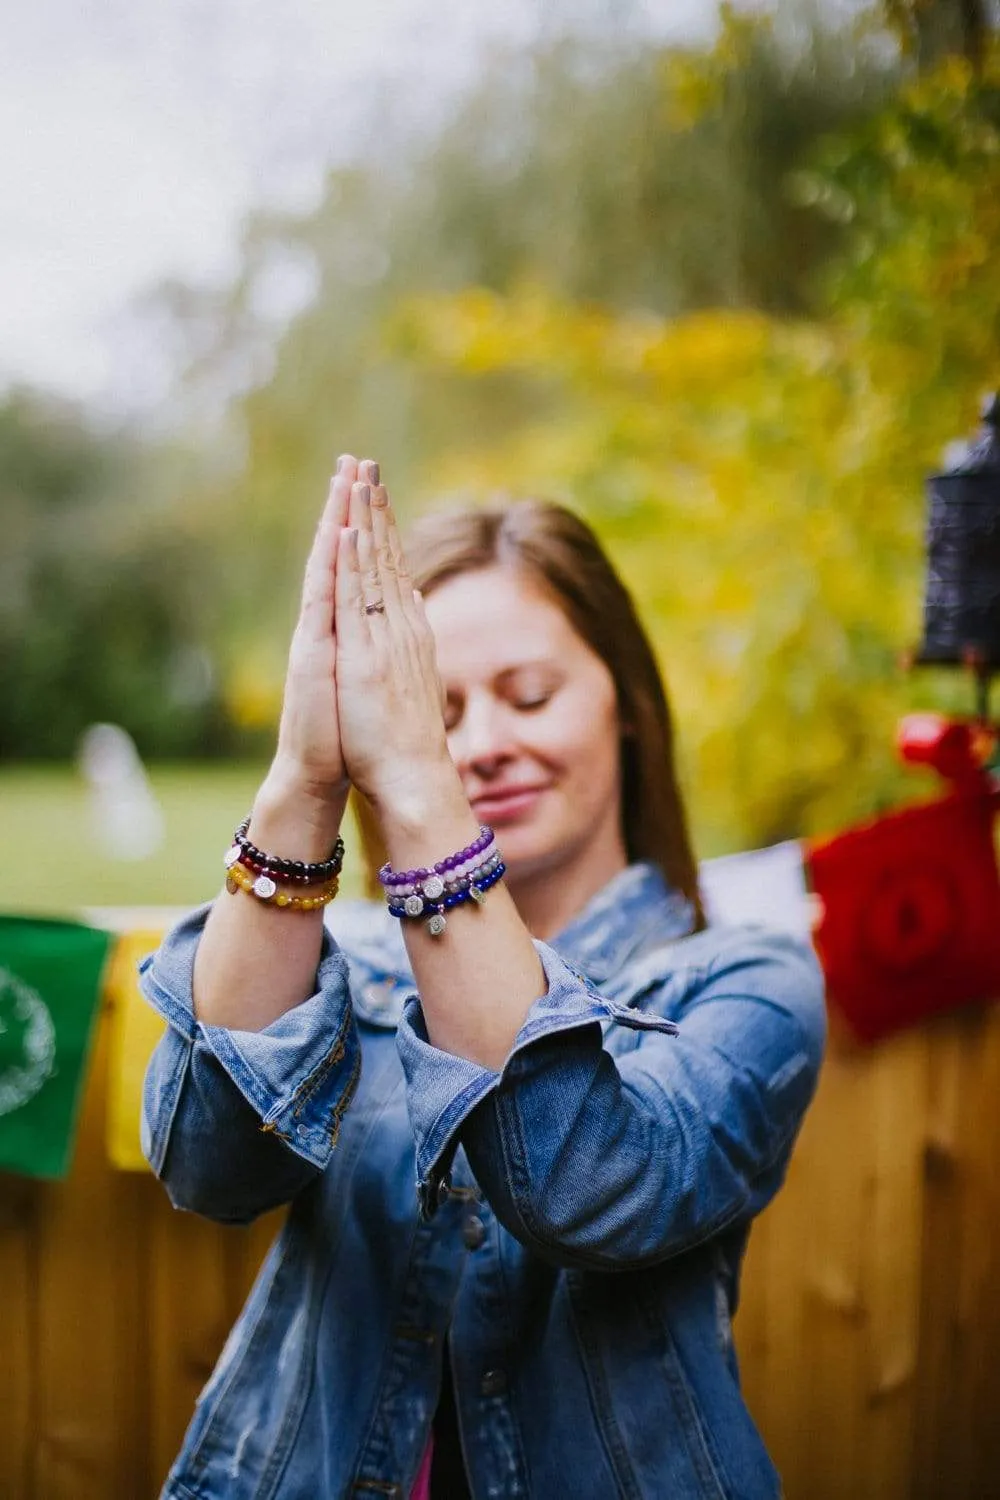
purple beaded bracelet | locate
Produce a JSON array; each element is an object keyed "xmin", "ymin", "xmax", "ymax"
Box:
[
  {"xmin": 380, "ymin": 827, "xmax": 503, "ymax": 936},
  {"xmin": 378, "ymin": 825, "xmax": 494, "ymax": 890}
]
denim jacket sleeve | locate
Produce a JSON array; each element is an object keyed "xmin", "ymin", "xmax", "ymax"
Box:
[
  {"xmin": 140, "ymin": 904, "xmax": 361, "ymax": 1224},
  {"xmin": 396, "ymin": 928, "xmax": 825, "ymax": 1268}
]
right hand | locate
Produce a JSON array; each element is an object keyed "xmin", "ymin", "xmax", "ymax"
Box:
[{"xmin": 268, "ymin": 454, "xmax": 367, "ymax": 800}]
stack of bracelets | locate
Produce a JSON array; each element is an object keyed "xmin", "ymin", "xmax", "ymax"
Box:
[
  {"xmin": 223, "ymin": 815, "xmax": 345, "ymax": 910},
  {"xmin": 379, "ymin": 824, "xmax": 505, "ymax": 938}
]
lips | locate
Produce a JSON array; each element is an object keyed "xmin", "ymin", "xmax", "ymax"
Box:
[{"xmin": 470, "ymin": 785, "xmax": 549, "ymax": 822}]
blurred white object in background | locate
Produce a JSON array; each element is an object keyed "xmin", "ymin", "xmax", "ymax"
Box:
[
  {"xmin": 700, "ymin": 840, "xmax": 815, "ymax": 937},
  {"xmin": 77, "ymin": 723, "xmax": 165, "ymax": 861}
]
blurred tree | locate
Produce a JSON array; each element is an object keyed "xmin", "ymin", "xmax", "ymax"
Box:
[
  {"xmin": 148, "ymin": 5, "xmax": 895, "ymax": 737},
  {"xmin": 879, "ymin": 0, "xmax": 994, "ymax": 67},
  {"xmin": 0, "ymin": 391, "xmax": 237, "ymax": 759}
]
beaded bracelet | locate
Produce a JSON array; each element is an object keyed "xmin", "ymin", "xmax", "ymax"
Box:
[
  {"xmin": 225, "ymin": 858, "xmax": 340, "ymax": 910},
  {"xmin": 228, "ymin": 814, "xmax": 345, "ymax": 885},
  {"xmin": 378, "ymin": 825, "xmax": 494, "ymax": 893},
  {"xmin": 387, "ymin": 860, "xmax": 506, "ymax": 937},
  {"xmin": 380, "ymin": 827, "xmax": 504, "ymax": 937}
]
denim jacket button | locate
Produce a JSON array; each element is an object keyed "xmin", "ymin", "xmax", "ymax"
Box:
[
  {"xmin": 480, "ymin": 1368, "xmax": 507, "ymax": 1397},
  {"xmin": 462, "ymin": 1214, "xmax": 486, "ymax": 1250}
]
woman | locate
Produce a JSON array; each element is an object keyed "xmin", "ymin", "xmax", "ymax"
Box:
[{"xmin": 141, "ymin": 456, "xmax": 825, "ymax": 1499}]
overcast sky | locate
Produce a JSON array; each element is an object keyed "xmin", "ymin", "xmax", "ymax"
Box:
[{"xmin": 1, "ymin": 0, "xmax": 735, "ymax": 411}]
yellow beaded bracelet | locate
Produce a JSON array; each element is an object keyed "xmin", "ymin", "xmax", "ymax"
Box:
[{"xmin": 225, "ymin": 859, "xmax": 340, "ymax": 910}]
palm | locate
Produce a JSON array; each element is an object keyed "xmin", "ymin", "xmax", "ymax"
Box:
[
  {"xmin": 272, "ymin": 460, "xmax": 357, "ymax": 794},
  {"xmin": 277, "ymin": 624, "xmax": 346, "ymax": 789}
]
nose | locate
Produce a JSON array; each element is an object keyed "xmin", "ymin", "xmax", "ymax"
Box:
[{"xmin": 450, "ymin": 692, "xmax": 515, "ymax": 779}]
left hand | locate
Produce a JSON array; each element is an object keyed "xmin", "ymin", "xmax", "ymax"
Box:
[{"xmin": 333, "ymin": 467, "xmax": 460, "ymax": 820}]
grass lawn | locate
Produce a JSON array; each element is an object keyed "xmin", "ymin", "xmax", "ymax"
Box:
[{"xmin": 0, "ymin": 763, "xmax": 367, "ymax": 919}]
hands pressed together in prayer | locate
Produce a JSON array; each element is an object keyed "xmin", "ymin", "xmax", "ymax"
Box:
[
  {"xmin": 196, "ymin": 454, "xmax": 545, "ymax": 1067},
  {"xmin": 273, "ymin": 454, "xmax": 464, "ymax": 839}
]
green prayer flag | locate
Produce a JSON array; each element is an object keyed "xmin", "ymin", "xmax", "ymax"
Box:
[{"xmin": 0, "ymin": 914, "xmax": 111, "ymax": 1179}]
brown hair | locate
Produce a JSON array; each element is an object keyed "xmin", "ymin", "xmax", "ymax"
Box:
[{"xmin": 354, "ymin": 498, "xmax": 704, "ymax": 929}]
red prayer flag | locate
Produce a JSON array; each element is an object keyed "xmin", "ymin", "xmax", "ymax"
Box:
[{"xmin": 806, "ymin": 789, "xmax": 1000, "ymax": 1043}]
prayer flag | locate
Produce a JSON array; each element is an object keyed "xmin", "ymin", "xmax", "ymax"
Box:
[
  {"xmin": 806, "ymin": 789, "xmax": 1000, "ymax": 1043},
  {"xmin": 104, "ymin": 926, "xmax": 166, "ymax": 1171},
  {"xmin": 0, "ymin": 914, "xmax": 111, "ymax": 1178}
]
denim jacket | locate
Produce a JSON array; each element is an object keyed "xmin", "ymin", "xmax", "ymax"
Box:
[{"xmin": 141, "ymin": 862, "xmax": 825, "ymax": 1500}]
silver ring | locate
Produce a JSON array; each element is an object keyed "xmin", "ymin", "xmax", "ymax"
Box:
[{"xmin": 364, "ymin": 599, "xmax": 386, "ymax": 615}]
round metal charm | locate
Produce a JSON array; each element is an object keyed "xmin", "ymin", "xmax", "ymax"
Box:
[
  {"xmin": 253, "ymin": 875, "xmax": 278, "ymax": 900},
  {"xmin": 427, "ymin": 913, "xmax": 447, "ymax": 937},
  {"xmin": 423, "ymin": 875, "xmax": 445, "ymax": 900},
  {"xmin": 404, "ymin": 894, "xmax": 425, "ymax": 918}
]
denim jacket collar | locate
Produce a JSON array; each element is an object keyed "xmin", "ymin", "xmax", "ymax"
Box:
[
  {"xmin": 551, "ymin": 861, "xmax": 696, "ymax": 982},
  {"xmin": 345, "ymin": 861, "xmax": 695, "ymax": 1028}
]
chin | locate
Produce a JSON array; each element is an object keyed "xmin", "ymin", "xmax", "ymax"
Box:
[{"xmin": 495, "ymin": 828, "xmax": 575, "ymax": 886}]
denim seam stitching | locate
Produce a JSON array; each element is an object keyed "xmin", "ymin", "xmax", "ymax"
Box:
[
  {"xmin": 290, "ymin": 999, "xmax": 354, "ymax": 1119},
  {"xmin": 327, "ymin": 1041, "xmax": 363, "ymax": 1149}
]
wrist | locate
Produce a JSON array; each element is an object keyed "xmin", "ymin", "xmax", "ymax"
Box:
[
  {"xmin": 251, "ymin": 763, "xmax": 349, "ymax": 864},
  {"xmin": 371, "ymin": 764, "xmax": 479, "ymax": 869}
]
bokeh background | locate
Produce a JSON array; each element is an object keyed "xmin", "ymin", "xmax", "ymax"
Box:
[
  {"xmin": 3, "ymin": 0, "xmax": 999, "ymax": 908},
  {"xmin": 4, "ymin": 7, "xmax": 1000, "ymax": 1497}
]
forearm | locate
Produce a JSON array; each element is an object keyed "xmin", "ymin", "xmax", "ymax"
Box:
[
  {"xmin": 193, "ymin": 763, "xmax": 349, "ymax": 1031},
  {"xmin": 379, "ymin": 768, "xmax": 546, "ymax": 1071},
  {"xmin": 141, "ymin": 897, "xmax": 362, "ymax": 1211}
]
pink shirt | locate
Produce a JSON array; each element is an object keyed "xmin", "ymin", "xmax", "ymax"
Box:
[{"xmin": 410, "ymin": 1435, "xmax": 433, "ymax": 1500}]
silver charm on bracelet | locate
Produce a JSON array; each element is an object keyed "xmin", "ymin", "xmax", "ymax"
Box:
[{"xmin": 427, "ymin": 912, "xmax": 447, "ymax": 937}]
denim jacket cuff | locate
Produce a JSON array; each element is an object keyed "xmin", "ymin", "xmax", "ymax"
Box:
[
  {"xmin": 139, "ymin": 903, "xmax": 359, "ymax": 1169},
  {"xmin": 396, "ymin": 939, "xmax": 678, "ymax": 1217}
]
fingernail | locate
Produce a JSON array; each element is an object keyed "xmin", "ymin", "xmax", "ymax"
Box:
[
  {"xmin": 368, "ymin": 462, "xmax": 380, "ymax": 486},
  {"xmin": 337, "ymin": 455, "xmax": 351, "ymax": 473}
]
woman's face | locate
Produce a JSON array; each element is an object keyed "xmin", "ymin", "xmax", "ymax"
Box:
[{"xmin": 423, "ymin": 563, "xmax": 628, "ymax": 893}]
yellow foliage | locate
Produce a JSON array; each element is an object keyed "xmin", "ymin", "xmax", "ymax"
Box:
[
  {"xmin": 223, "ymin": 655, "xmax": 285, "ymax": 732},
  {"xmin": 390, "ymin": 46, "xmax": 1000, "ymax": 852}
]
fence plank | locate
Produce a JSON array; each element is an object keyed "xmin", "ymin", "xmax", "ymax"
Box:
[
  {"xmin": 31, "ymin": 997, "xmax": 149, "ymax": 1499},
  {"xmin": 858, "ymin": 1027, "xmax": 927, "ymax": 1500},
  {"xmin": 912, "ymin": 1011, "xmax": 984, "ymax": 1500},
  {"xmin": 0, "ymin": 1173, "xmax": 37, "ymax": 1500},
  {"xmin": 946, "ymin": 1006, "xmax": 1000, "ymax": 1498}
]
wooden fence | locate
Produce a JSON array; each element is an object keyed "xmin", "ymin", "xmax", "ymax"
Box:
[{"xmin": 2, "ymin": 991, "xmax": 999, "ymax": 1499}]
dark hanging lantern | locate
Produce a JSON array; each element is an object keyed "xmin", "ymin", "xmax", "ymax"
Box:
[{"xmin": 913, "ymin": 394, "xmax": 1000, "ymax": 716}]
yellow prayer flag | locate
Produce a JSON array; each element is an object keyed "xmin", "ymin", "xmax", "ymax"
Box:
[{"xmin": 103, "ymin": 928, "xmax": 166, "ymax": 1171}]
